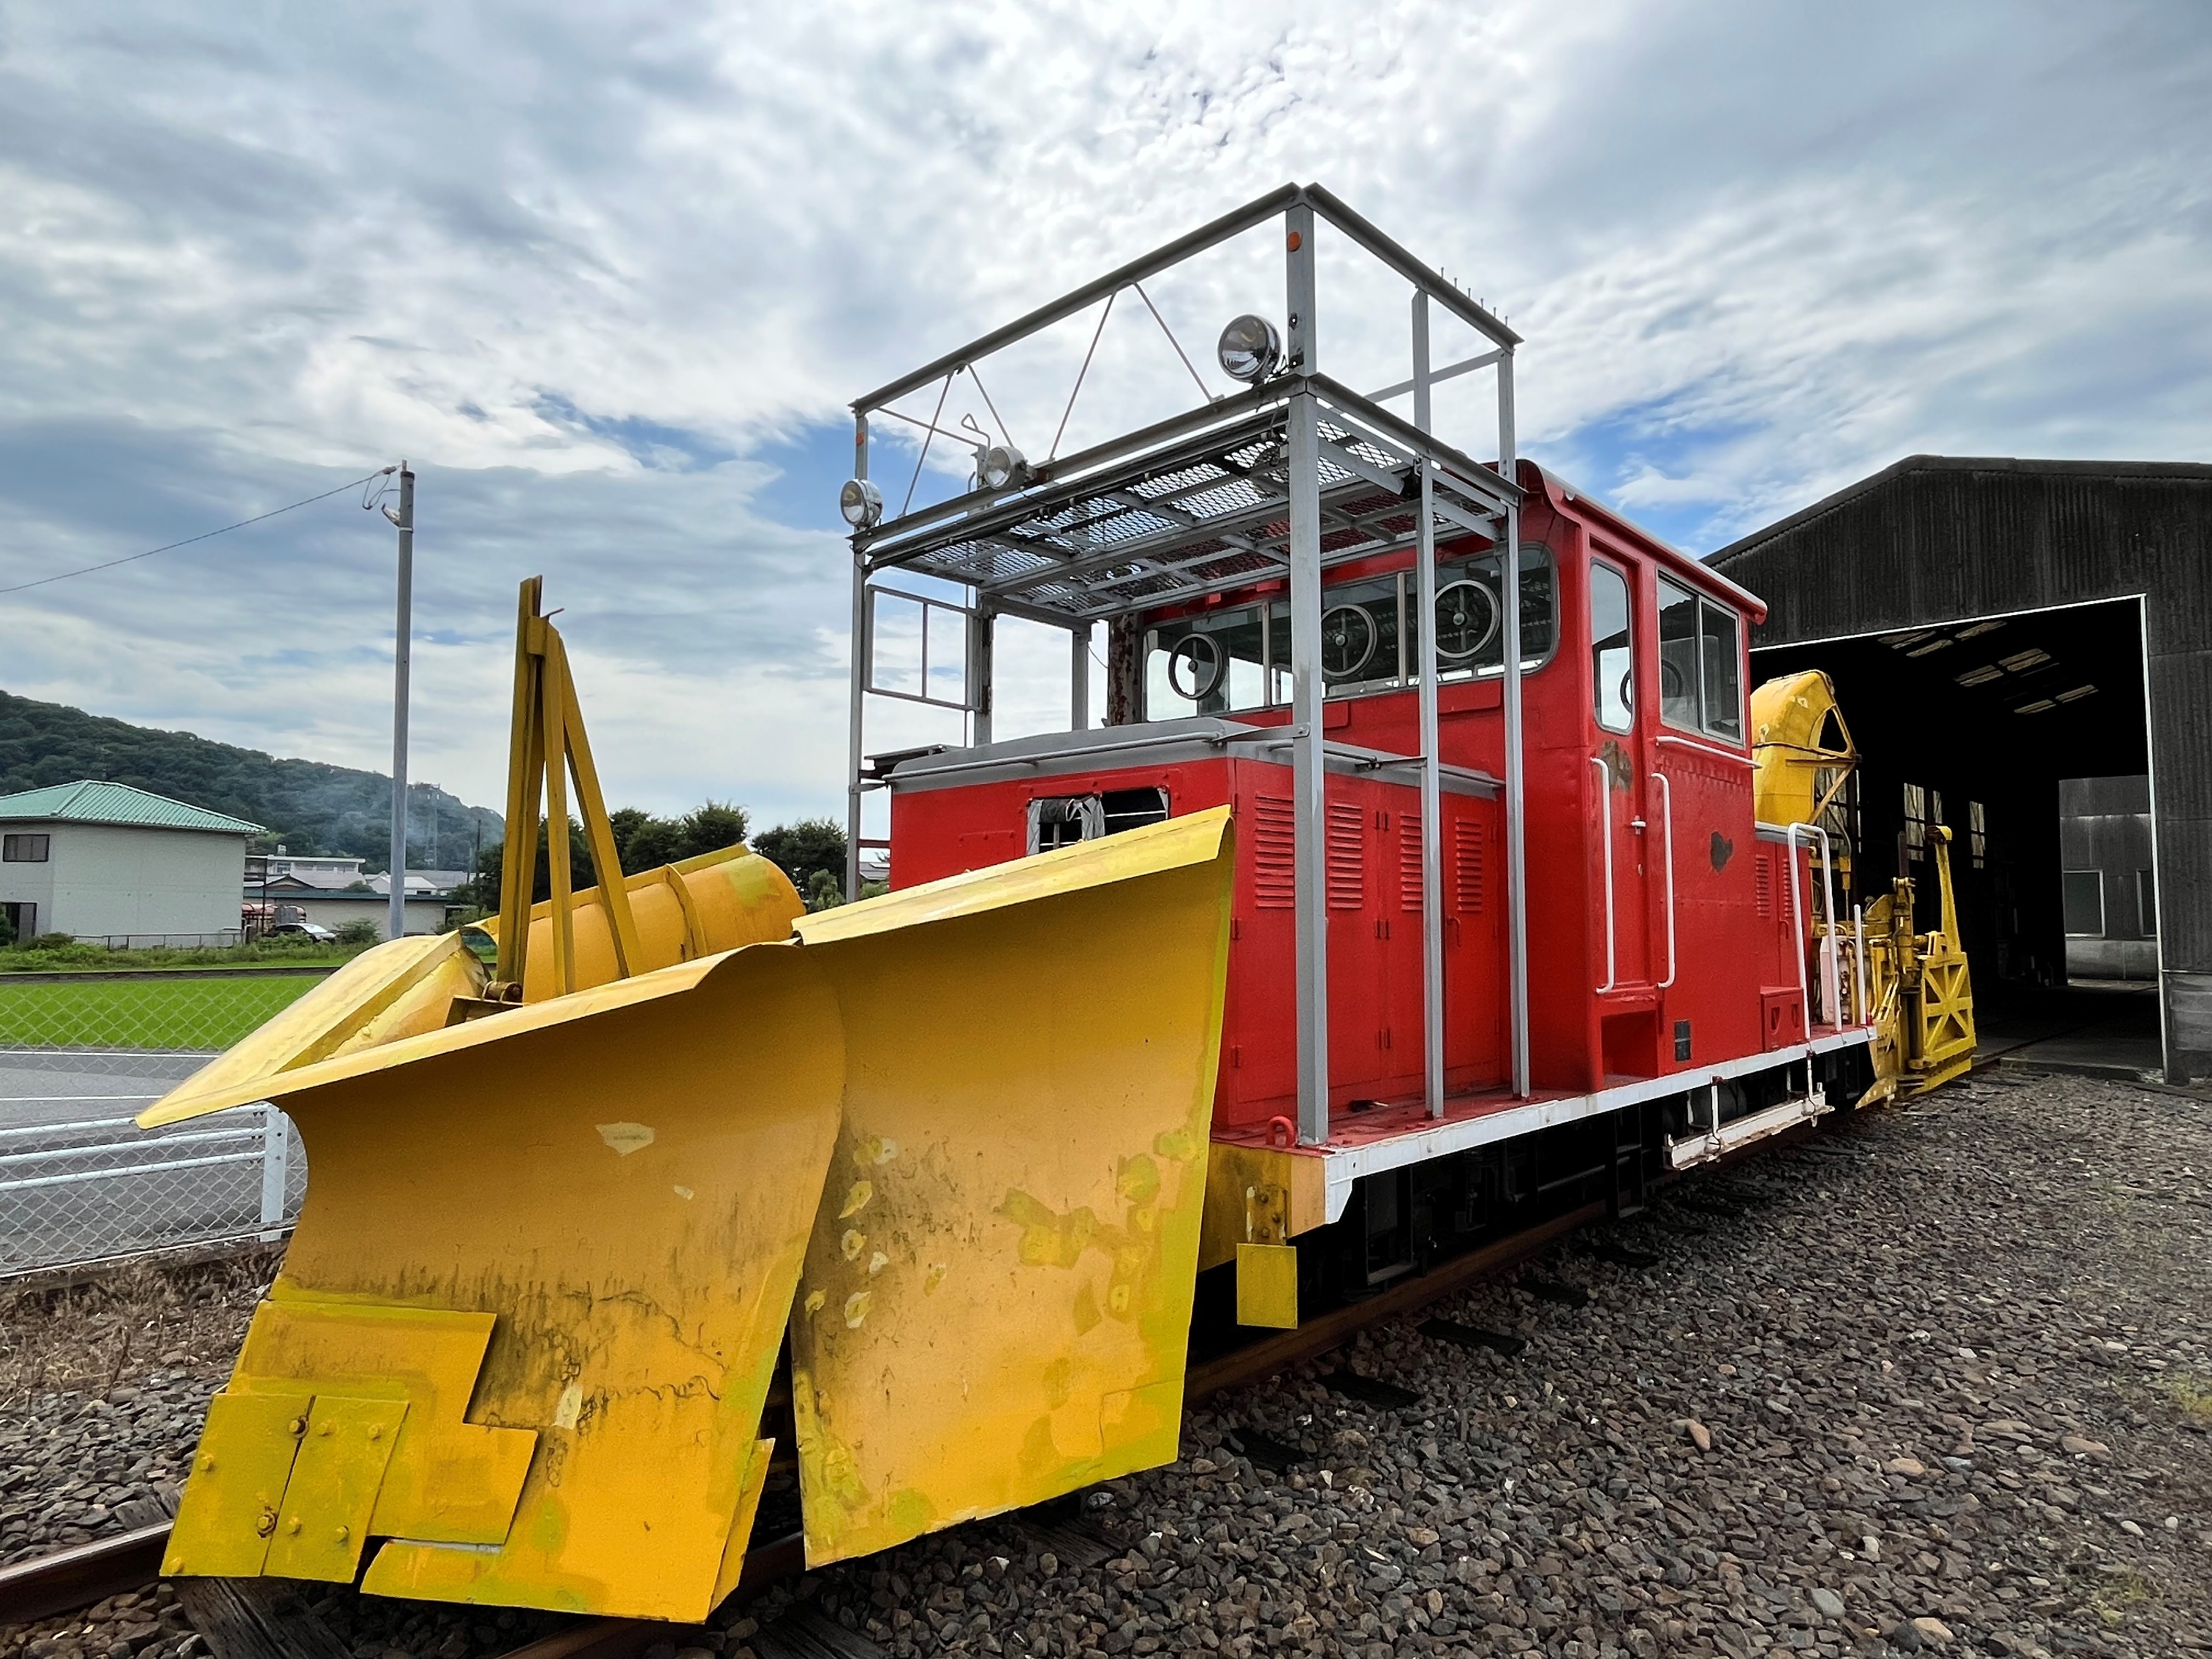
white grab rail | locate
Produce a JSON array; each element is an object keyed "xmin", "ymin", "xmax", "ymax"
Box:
[
  {"xmin": 1592, "ymin": 756, "xmax": 1616, "ymax": 995},
  {"xmin": 1853, "ymin": 902, "xmax": 1867, "ymax": 1025},
  {"xmin": 1651, "ymin": 770, "xmax": 1676, "ymax": 989},
  {"xmin": 1784, "ymin": 823, "xmax": 1838, "ymax": 1026}
]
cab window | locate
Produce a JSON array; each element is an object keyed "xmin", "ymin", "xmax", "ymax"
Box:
[
  {"xmin": 1146, "ymin": 606, "xmax": 1268, "ymax": 716},
  {"xmin": 1145, "ymin": 545, "xmax": 1560, "ymax": 720},
  {"xmin": 1589, "ymin": 561, "xmax": 1633, "ymax": 732},
  {"xmin": 1657, "ymin": 575, "xmax": 1745, "ymax": 742}
]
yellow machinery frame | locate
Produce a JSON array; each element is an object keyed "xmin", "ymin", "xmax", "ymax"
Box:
[{"xmin": 1752, "ymin": 670, "xmax": 1976, "ymax": 1103}]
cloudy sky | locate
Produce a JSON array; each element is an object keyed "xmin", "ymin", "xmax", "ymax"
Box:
[{"xmin": 3, "ymin": 2, "xmax": 2206, "ymax": 839}]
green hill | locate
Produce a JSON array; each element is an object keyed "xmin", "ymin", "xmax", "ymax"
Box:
[{"xmin": 0, "ymin": 689, "xmax": 500, "ymax": 872}]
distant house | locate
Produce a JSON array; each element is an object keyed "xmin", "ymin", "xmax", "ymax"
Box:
[
  {"xmin": 243, "ymin": 848, "xmax": 469, "ymax": 940},
  {"xmin": 0, "ymin": 781, "xmax": 260, "ymax": 945},
  {"xmin": 262, "ymin": 851, "xmax": 370, "ymax": 884}
]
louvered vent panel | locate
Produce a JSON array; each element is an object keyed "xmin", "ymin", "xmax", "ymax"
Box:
[
  {"xmin": 1254, "ymin": 795, "xmax": 1296, "ymax": 910},
  {"xmin": 1755, "ymin": 851, "xmax": 1773, "ymax": 918},
  {"xmin": 1326, "ymin": 803, "xmax": 1364, "ymax": 911},
  {"xmin": 1400, "ymin": 817, "xmax": 1425, "ymax": 912},
  {"xmin": 1453, "ymin": 820, "xmax": 1485, "ymax": 914}
]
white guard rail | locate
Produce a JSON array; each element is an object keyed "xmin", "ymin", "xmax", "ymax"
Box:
[{"xmin": 0, "ymin": 1102, "xmax": 302, "ymax": 1278}]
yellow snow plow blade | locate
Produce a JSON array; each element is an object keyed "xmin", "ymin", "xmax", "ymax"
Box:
[
  {"xmin": 150, "ymin": 944, "xmax": 845, "ymax": 1621},
  {"xmin": 140, "ymin": 809, "xmax": 1234, "ymax": 1618},
  {"xmin": 787, "ymin": 808, "xmax": 1233, "ymax": 1566}
]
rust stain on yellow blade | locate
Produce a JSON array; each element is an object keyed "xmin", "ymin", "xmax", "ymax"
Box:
[
  {"xmin": 787, "ymin": 808, "xmax": 1234, "ymax": 1566},
  {"xmin": 159, "ymin": 945, "xmax": 844, "ymax": 1622}
]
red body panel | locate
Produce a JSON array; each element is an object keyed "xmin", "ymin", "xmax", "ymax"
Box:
[
  {"xmin": 891, "ymin": 759, "xmax": 1506, "ymax": 1126},
  {"xmin": 887, "ymin": 461, "xmax": 1833, "ymax": 1136}
]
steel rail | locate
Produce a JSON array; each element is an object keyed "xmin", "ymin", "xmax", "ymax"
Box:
[
  {"xmin": 0, "ymin": 1527, "xmax": 808, "ymax": 1648},
  {"xmin": 1186, "ymin": 1200, "xmax": 1606, "ymax": 1402},
  {"xmin": 0, "ymin": 1523, "xmax": 171, "ymax": 1625}
]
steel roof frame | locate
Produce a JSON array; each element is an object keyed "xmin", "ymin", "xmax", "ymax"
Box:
[
  {"xmin": 843, "ymin": 185, "xmax": 1537, "ymax": 1143},
  {"xmin": 858, "ymin": 378, "xmax": 1516, "ymax": 627}
]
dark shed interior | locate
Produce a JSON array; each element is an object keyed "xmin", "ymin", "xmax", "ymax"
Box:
[{"xmin": 1709, "ymin": 457, "xmax": 2211, "ymax": 1082}]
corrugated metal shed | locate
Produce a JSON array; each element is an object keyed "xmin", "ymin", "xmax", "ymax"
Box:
[
  {"xmin": 0, "ymin": 780, "xmax": 262, "ymax": 835},
  {"xmin": 1712, "ymin": 455, "xmax": 2211, "ymax": 1082}
]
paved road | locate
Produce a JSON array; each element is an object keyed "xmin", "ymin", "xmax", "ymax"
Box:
[{"xmin": 0, "ymin": 1048, "xmax": 301, "ymax": 1276}]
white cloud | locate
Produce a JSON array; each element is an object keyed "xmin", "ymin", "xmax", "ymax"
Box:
[{"xmin": 0, "ymin": 0, "xmax": 2205, "ymax": 826}]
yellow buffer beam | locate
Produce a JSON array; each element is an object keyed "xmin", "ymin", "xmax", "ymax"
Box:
[{"xmin": 786, "ymin": 808, "xmax": 1234, "ymax": 1566}]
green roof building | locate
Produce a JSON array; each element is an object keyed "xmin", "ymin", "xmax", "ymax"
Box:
[{"xmin": 0, "ymin": 781, "xmax": 262, "ymax": 945}]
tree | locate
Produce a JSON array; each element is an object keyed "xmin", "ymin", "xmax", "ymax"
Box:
[
  {"xmin": 673, "ymin": 802, "xmax": 748, "ymax": 862},
  {"xmin": 335, "ymin": 918, "xmax": 382, "ymax": 947},
  {"xmin": 752, "ymin": 818, "xmax": 848, "ymax": 904},
  {"xmin": 608, "ymin": 808, "xmax": 678, "ymax": 873},
  {"xmin": 0, "ymin": 688, "xmax": 502, "ymax": 870}
]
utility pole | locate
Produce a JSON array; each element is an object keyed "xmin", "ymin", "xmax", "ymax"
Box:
[{"xmin": 386, "ymin": 463, "xmax": 415, "ymax": 942}]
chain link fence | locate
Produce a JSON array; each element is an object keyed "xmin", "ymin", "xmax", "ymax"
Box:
[{"xmin": 0, "ymin": 969, "xmax": 325, "ymax": 1278}]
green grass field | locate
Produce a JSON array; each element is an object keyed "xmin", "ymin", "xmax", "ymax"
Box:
[
  {"xmin": 0, "ymin": 974, "xmax": 324, "ymax": 1051},
  {"xmin": 0, "ymin": 939, "xmax": 366, "ymax": 973}
]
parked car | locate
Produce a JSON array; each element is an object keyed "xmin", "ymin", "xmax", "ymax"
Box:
[{"xmin": 270, "ymin": 921, "xmax": 337, "ymax": 942}]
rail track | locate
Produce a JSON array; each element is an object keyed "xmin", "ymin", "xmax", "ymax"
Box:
[{"xmin": 0, "ymin": 1187, "xmax": 1616, "ymax": 1657}]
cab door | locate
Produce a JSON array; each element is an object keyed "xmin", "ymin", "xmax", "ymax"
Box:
[{"xmin": 1587, "ymin": 557, "xmax": 1654, "ymax": 992}]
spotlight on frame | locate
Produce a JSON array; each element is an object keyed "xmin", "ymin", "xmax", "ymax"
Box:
[
  {"xmin": 975, "ymin": 444, "xmax": 1029, "ymax": 492},
  {"xmin": 1216, "ymin": 314, "xmax": 1282, "ymax": 383},
  {"xmin": 839, "ymin": 478, "xmax": 884, "ymax": 528}
]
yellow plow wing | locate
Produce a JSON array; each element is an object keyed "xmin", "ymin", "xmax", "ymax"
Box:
[
  {"xmin": 142, "ymin": 809, "xmax": 1234, "ymax": 1618},
  {"xmin": 787, "ymin": 809, "xmax": 1234, "ymax": 1565}
]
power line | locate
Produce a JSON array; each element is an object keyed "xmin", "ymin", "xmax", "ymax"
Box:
[{"xmin": 0, "ymin": 467, "xmax": 396, "ymax": 597}]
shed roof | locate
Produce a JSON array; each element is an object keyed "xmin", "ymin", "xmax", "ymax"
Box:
[
  {"xmin": 0, "ymin": 780, "xmax": 262, "ymax": 835},
  {"xmin": 1710, "ymin": 454, "xmax": 2212, "ymax": 568}
]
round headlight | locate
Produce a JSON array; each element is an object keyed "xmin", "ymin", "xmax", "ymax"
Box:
[
  {"xmin": 839, "ymin": 478, "xmax": 883, "ymax": 528},
  {"xmin": 1216, "ymin": 314, "xmax": 1282, "ymax": 383},
  {"xmin": 977, "ymin": 444, "xmax": 1028, "ymax": 492}
]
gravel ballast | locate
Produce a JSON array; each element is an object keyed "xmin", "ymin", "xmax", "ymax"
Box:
[{"xmin": 5, "ymin": 1069, "xmax": 2209, "ymax": 1659}]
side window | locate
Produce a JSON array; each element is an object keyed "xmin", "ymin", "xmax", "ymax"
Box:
[
  {"xmin": 1443, "ymin": 543, "xmax": 1559, "ymax": 673},
  {"xmin": 2, "ymin": 833, "xmax": 50, "ymax": 863},
  {"xmin": 1589, "ymin": 561, "xmax": 1633, "ymax": 732},
  {"xmin": 1656, "ymin": 578, "xmax": 1699, "ymax": 728},
  {"xmin": 1318, "ymin": 572, "xmax": 1404, "ymax": 694},
  {"xmin": 1026, "ymin": 788, "xmax": 1169, "ymax": 854},
  {"xmin": 1655, "ymin": 577, "xmax": 1745, "ymax": 743},
  {"xmin": 1028, "ymin": 796, "xmax": 1102, "ymax": 853},
  {"xmin": 1700, "ymin": 602, "xmax": 1743, "ymax": 740},
  {"xmin": 2062, "ymin": 870, "xmax": 2103, "ymax": 936},
  {"xmin": 1147, "ymin": 606, "xmax": 1267, "ymax": 718}
]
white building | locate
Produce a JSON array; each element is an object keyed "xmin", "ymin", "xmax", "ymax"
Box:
[
  {"xmin": 262, "ymin": 851, "xmax": 369, "ymax": 883},
  {"xmin": 0, "ymin": 781, "xmax": 261, "ymax": 945},
  {"xmin": 243, "ymin": 851, "xmax": 469, "ymax": 940}
]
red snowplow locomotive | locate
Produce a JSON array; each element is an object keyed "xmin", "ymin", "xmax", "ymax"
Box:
[{"xmin": 848, "ymin": 185, "xmax": 1920, "ymax": 1327}]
